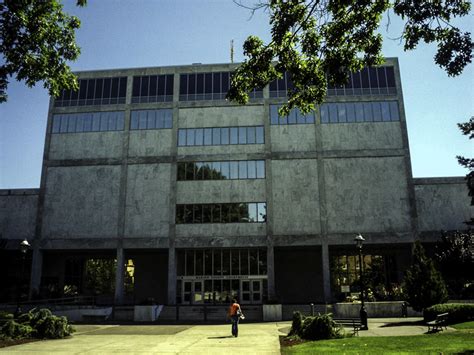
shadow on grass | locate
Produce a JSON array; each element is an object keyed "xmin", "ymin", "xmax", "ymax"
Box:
[{"xmin": 207, "ymin": 336, "xmax": 234, "ymax": 339}]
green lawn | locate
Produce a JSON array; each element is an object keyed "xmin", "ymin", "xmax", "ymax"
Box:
[
  {"xmin": 451, "ymin": 321, "xmax": 474, "ymax": 330},
  {"xmin": 282, "ymin": 330, "xmax": 474, "ymax": 354}
]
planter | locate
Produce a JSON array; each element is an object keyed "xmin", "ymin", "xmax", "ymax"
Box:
[{"xmin": 263, "ymin": 304, "xmax": 282, "ymax": 321}]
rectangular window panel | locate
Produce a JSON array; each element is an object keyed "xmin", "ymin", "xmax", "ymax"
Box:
[
  {"xmin": 389, "ymin": 101, "xmax": 400, "ymax": 121},
  {"xmin": 386, "ymin": 66, "xmax": 395, "ymax": 87},
  {"xmin": 180, "ymin": 74, "xmax": 188, "ymax": 96},
  {"xmin": 111, "ymin": 78, "xmax": 119, "ymax": 98},
  {"xmin": 186, "ymin": 129, "xmax": 195, "ymax": 146},
  {"xmin": 204, "ymin": 128, "xmax": 212, "ymax": 145},
  {"xmin": 220, "ymin": 161, "xmax": 230, "ymax": 179},
  {"xmin": 238, "ymin": 127, "xmax": 247, "ymax": 144},
  {"xmin": 361, "ymin": 68, "xmax": 370, "ymax": 88},
  {"xmin": 363, "ymin": 102, "xmax": 373, "ymax": 121},
  {"xmin": 369, "ymin": 67, "xmax": 378, "ymax": 89},
  {"xmin": 230, "ymin": 162, "xmax": 239, "ymax": 179},
  {"xmin": 193, "ymin": 204, "xmax": 202, "ymax": 223},
  {"xmin": 377, "ymin": 67, "xmax": 387, "ymax": 87},
  {"xmin": 103, "ymin": 78, "xmax": 111, "ymax": 99},
  {"xmin": 138, "ymin": 111, "xmax": 147, "ymax": 129},
  {"xmin": 205, "ymin": 73, "xmax": 213, "ymax": 94},
  {"xmin": 195, "ymin": 128, "xmax": 204, "ymax": 146},
  {"xmin": 257, "ymin": 203, "xmax": 266, "ymax": 222},
  {"xmin": 372, "ymin": 101, "xmax": 382, "ymax": 121},
  {"xmin": 320, "ymin": 104, "xmax": 329, "ymax": 123},
  {"xmin": 149, "ymin": 76, "xmax": 158, "ymax": 97},
  {"xmin": 67, "ymin": 115, "xmax": 77, "ymax": 132},
  {"xmin": 248, "ymin": 203, "xmax": 257, "ymax": 222},
  {"xmin": 221, "ymin": 72, "xmax": 229, "ymax": 94},
  {"xmin": 202, "ymin": 204, "xmax": 212, "ymax": 223},
  {"xmin": 329, "ymin": 103, "xmax": 338, "ymax": 123},
  {"xmin": 256, "ymin": 126, "xmax": 264, "ymax": 143},
  {"xmin": 83, "ymin": 113, "xmax": 92, "ymax": 131},
  {"xmin": 188, "ymin": 74, "xmax": 196, "ymax": 95},
  {"xmin": 256, "ymin": 160, "xmax": 265, "ymax": 178},
  {"xmin": 79, "ymin": 80, "xmax": 87, "ymax": 100},
  {"xmin": 211, "ymin": 162, "xmax": 221, "ymax": 180},
  {"xmin": 346, "ymin": 103, "xmax": 356, "ymax": 122},
  {"xmin": 52, "ymin": 115, "xmax": 61, "ymax": 133},
  {"xmin": 381, "ymin": 101, "xmax": 391, "ymax": 122},
  {"xmin": 59, "ymin": 115, "xmax": 68, "ymax": 132},
  {"xmin": 270, "ymin": 105, "xmax": 279, "ymax": 125},
  {"xmin": 164, "ymin": 109, "xmax": 173, "ymax": 128},
  {"xmin": 238, "ymin": 161, "xmax": 248, "ymax": 179},
  {"xmin": 337, "ymin": 103, "xmax": 347, "ymax": 123},
  {"xmin": 202, "ymin": 162, "xmax": 211, "ymax": 180},
  {"xmin": 178, "ymin": 129, "xmax": 186, "ymax": 146},
  {"xmin": 230, "ymin": 127, "xmax": 238, "ymax": 144},
  {"xmin": 185, "ymin": 162, "xmax": 195, "ymax": 180},
  {"xmin": 119, "ymin": 77, "xmax": 127, "ymax": 99},
  {"xmin": 355, "ymin": 103, "xmax": 365, "ymax": 122},
  {"xmin": 211, "ymin": 204, "xmax": 221, "ymax": 223},
  {"xmin": 239, "ymin": 203, "xmax": 249, "ymax": 223},
  {"xmin": 107, "ymin": 112, "xmax": 117, "ymax": 131},
  {"xmin": 247, "ymin": 126, "xmax": 256, "ymax": 144},
  {"xmin": 247, "ymin": 161, "xmax": 256, "ymax": 179},
  {"xmin": 92, "ymin": 113, "xmax": 101, "ymax": 131},
  {"xmin": 221, "ymin": 127, "xmax": 229, "ymax": 145},
  {"xmin": 147, "ymin": 110, "xmax": 156, "ymax": 129},
  {"xmin": 100, "ymin": 112, "xmax": 108, "ymax": 131},
  {"xmin": 288, "ymin": 109, "xmax": 297, "ymax": 124},
  {"xmin": 156, "ymin": 75, "xmax": 165, "ymax": 97},
  {"xmin": 165, "ymin": 75, "xmax": 173, "ymax": 97},
  {"xmin": 86, "ymin": 79, "xmax": 95, "ymax": 100},
  {"xmin": 196, "ymin": 73, "xmax": 204, "ymax": 94},
  {"xmin": 132, "ymin": 77, "xmax": 141, "ymax": 97},
  {"xmin": 212, "ymin": 128, "xmax": 221, "ymax": 145},
  {"xmin": 213, "ymin": 72, "xmax": 221, "ymax": 94},
  {"xmin": 177, "ymin": 163, "xmax": 186, "ymax": 180}
]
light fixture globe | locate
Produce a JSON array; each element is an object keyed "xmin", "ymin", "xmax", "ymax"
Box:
[
  {"xmin": 354, "ymin": 234, "xmax": 365, "ymax": 249},
  {"xmin": 20, "ymin": 239, "xmax": 31, "ymax": 254}
]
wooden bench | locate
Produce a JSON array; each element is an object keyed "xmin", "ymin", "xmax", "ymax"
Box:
[
  {"xmin": 333, "ymin": 318, "xmax": 361, "ymax": 336},
  {"xmin": 427, "ymin": 312, "xmax": 449, "ymax": 332}
]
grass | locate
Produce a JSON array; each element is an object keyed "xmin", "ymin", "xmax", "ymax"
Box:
[
  {"xmin": 282, "ymin": 322, "xmax": 474, "ymax": 354},
  {"xmin": 282, "ymin": 332, "xmax": 474, "ymax": 354}
]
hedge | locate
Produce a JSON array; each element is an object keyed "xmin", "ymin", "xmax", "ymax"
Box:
[{"xmin": 423, "ymin": 303, "xmax": 474, "ymax": 324}]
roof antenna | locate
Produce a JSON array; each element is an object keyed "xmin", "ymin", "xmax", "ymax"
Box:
[{"xmin": 230, "ymin": 40, "xmax": 234, "ymax": 63}]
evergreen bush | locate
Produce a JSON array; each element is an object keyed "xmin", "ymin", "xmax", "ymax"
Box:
[
  {"xmin": 289, "ymin": 311, "xmax": 303, "ymax": 336},
  {"xmin": 423, "ymin": 303, "xmax": 474, "ymax": 324},
  {"xmin": 0, "ymin": 320, "xmax": 33, "ymax": 340},
  {"xmin": 403, "ymin": 242, "xmax": 448, "ymax": 312},
  {"xmin": 288, "ymin": 313, "xmax": 343, "ymax": 340}
]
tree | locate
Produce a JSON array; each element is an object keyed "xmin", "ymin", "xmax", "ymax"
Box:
[
  {"xmin": 0, "ymin": 0, "xmax": 86, "ymax": 103},
  {"xmin": 228, "ymin": 0, "xmax": 472, "ymax": 115},
  {"xmin": 456, "ymin": 116, "xmax": 474, "ymax": 225},
  {"xmin": 403, "ymin": 241, "xmax": 448, "ymax": 312},
  {"xmin": 435, "ymin": 230, "xmax": 474, "ymax": 298}
]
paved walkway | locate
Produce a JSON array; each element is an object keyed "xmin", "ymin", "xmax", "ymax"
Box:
[{"xmin": 0, "ymin": 317, "xmax": 449, "ymax": 354}]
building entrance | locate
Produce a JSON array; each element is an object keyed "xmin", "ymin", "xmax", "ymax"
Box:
[{"xmin": 177, "ymin": 248, "xmax": 267, "ymax": 304}]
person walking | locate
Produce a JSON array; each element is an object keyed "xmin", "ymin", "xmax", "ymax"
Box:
[{"xmin": 227, "ymin": 298, "xmax": 244, "ymax": 337}]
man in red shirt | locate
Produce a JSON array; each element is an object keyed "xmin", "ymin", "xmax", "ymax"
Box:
[{"xmin": 227, "ymin": 298, "xmax": 244, "ymax": 337}]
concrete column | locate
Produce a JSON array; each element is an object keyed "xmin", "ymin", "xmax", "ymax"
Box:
[
  {"xmin": 114, "ymin": 247, "xmax": 125, "ymax": 305},
  {"xmin": 321, "ymin": 241, "xmax": 332, "ymax": 302},
  {"xmin": 167, "ymin": 247, "xmax": 176, "ymax": 304},
  {"xmin": 266, "ymin": 245, "xmax": 276, "ymax": 300},
  {"xmin": 29, "ymin": 247, "xmax": 43, "ymax": 299}
]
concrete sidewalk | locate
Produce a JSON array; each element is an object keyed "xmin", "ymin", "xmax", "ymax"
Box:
[
  {"xmin": 0, "ymin": 322, "xmax": 284, "ymax": 354},
  {"xmin": 0, "ymin": 317, "xmax": 451, "ymax": 354}
]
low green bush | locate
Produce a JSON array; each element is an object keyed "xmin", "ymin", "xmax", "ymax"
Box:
[
  {"xmin": 0, "ymin": 308, "xmax": 74, "ymax": 340},
  {"xmin": 0, "ymin": 320, "xmax": 33, "ymax": 340},
  {"xmin": 424, "ymin": 303, "xmax": 474, "ymax": 323},
  {"xmin": 288, "ymin": 312, "xmax": 343, "ymax": 341}
]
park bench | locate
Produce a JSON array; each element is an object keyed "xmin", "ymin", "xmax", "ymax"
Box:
[
  {"xmin": 427, "ymin": 312, "xmax": 449, "ymax": 332},
  {"xmin": 333, "ymin": 318, "xmax": 361, "ymax": 336}
]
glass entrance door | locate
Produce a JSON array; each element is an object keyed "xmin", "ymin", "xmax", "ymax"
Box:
[
  {"xmin": 183, "ymin": 280, "xmax": 204, "ymax": 304},
  {"xmin": 240, "ymin": 279, "xmax": 262, "ymax": 304}
]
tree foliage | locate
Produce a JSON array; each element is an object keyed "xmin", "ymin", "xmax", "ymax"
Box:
[
  {"xmin": 0, "ymin": 0, "xmax": 86, "ymax": 103},
  {"xmin": 435, "ymin": 230, "xmax": 474, "ymax": 298},
  {"xmin": 228, "ymin": 0, "xmax": 472, "ymax": 115},
  {"xmin": 403, "ymin": 241, "xmax": 448, "ymax": 312},
  {"xmin": 456, "ymin": 116, "xmax": 474, "ymax": 217}
]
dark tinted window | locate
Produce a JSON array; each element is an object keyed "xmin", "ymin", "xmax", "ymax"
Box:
[
  {"xmin": 205, "ymin": 73, "xmax": 213, "ymax": 93},
  {"xmin": 95, "ymin": 79, "xmax": 103, "ymax": 99},
  {"xmin": 197, "ymin": 73, "xmax": 204, "ymax": 94},
  {"xmin": 149, "ymin": 76, "xmax": 158, "ymax": 96},
  {"xmin": 140, "ymin": 76, "xmax": 149, "ymax": 96},
  {"xmin": 180, "ymin": 74, "xmax": 188, "ymax": 95},
  {"xmin": 86, "ymin": 79, "xmax": 95, "ymax": 99}
]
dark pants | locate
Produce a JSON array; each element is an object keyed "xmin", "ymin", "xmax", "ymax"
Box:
[{"xmin": 231, "ymin": 315, "xmax": 240, "ymax": 337}]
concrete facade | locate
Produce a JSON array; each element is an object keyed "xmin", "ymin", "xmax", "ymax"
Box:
[{"xmin": 0, "ymin": 58, "xmax": 472, "ymax": 311}]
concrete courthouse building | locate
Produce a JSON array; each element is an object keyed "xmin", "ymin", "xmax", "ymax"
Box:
[{"xmin": 1, "ymin": 58, "xmax": 471, "ymax": 318}]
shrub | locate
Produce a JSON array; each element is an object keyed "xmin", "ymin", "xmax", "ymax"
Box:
[
  {"xmin": 289, "ymin": 311, "xmax": 303, "ymax": 336},
  {"xmin": 424, "ymin": 303, "xmax": 474, "ymax": 324},
  {"xmin": 288, "ymin": 313, "xmax": 342, "ymax": 341},
  {"xmin": 0, "ymin": 320, "xmax": 33, "ymax": 340},
  {"xmin": 301, "ymin": 314, "xmax": 342, "ymax": 340},
  {"xmin": 403, "ymin": 242, "xmax": 448, "ymax": 312},
  {"xmin": 1, "ymin": 308, "xmax": 74, "ymax": 340}
]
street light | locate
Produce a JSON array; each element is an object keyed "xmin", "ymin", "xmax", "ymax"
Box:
[
  {"xmin": 354, "ymin": 234, "xmax": 368, "ymax": 330},
  {"xmin": 15, "ymin": 239, "xmax": 31, "ymax": 317}
]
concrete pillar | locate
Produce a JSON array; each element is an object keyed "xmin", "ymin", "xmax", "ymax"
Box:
[
  {"xmin": 29, "ymin": 247, "xmax": 43, "ymax": 299},
  {"xmin": 321, "ymin": 241, "xmax": 332, "ymax": 302},
  {"xmin": 167, "ymin": 247, "xmax": 176, "ymax": 305},
  {"xmin": 266, "ymin": 245, "xmax": 276, "ymax": 301},
  {"xmin": 114, "ymin": 247, "xmax": 125, "ymax": 305}
]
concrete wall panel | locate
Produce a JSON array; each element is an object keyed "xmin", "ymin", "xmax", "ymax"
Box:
[
  {"xmin": 321, "ymin": 122, "xmax": 403, "ymax": 151},
  {"xmin": 49, "ymin": 132, "xmax": 123, "ymax": 160},
  {"xmin": 324, "ymin": 157, "xmax": 411, "ymax": 233},
  {"xmin": 42, "ymin": 166, "xmax": 121, "ymax": 238},
  {"xmin": 415, "ymin": 178, "xmax": 472, "ymax": 231},
  {"xmin": 178, "ymin": 106, "xmax": 264, "ymax": 127},
  {"xmin": 270, "ymin": 126, "xmax": 316, "ymax": 152},
  {"xmin": 175, "ymin": 223, "xmax": 266, "ymax": 238},
  {"xmin": 128, "ymin": 131, "xmax": 173, "ymax": 157},
  {"xmin": 176, "ymin": 180, "xmax": 266, "ymax": 204},
  {"xmin": 125, "ymin": 164, "xmax": 171, "ymax": 237},
  {"xmin": 0, "ymin": 190, "xmax": 38, "ymax": 240},
  {"xmin": 271, "ymin": 159, "xmax": 321, "ymax": 235}
]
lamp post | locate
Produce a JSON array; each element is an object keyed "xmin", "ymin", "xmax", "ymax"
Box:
[
  {"xmin": 15, "ymin": 239, "xmax": 31, "ymax": 317},
  {"xmin": 354, "ymin": 234, "xmax": 368, "ymax": 330}
]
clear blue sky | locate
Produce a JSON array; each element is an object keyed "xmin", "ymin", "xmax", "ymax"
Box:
[{"xmin": 0, "ymin": 0, "xmax": 473, "ymax": 189}]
